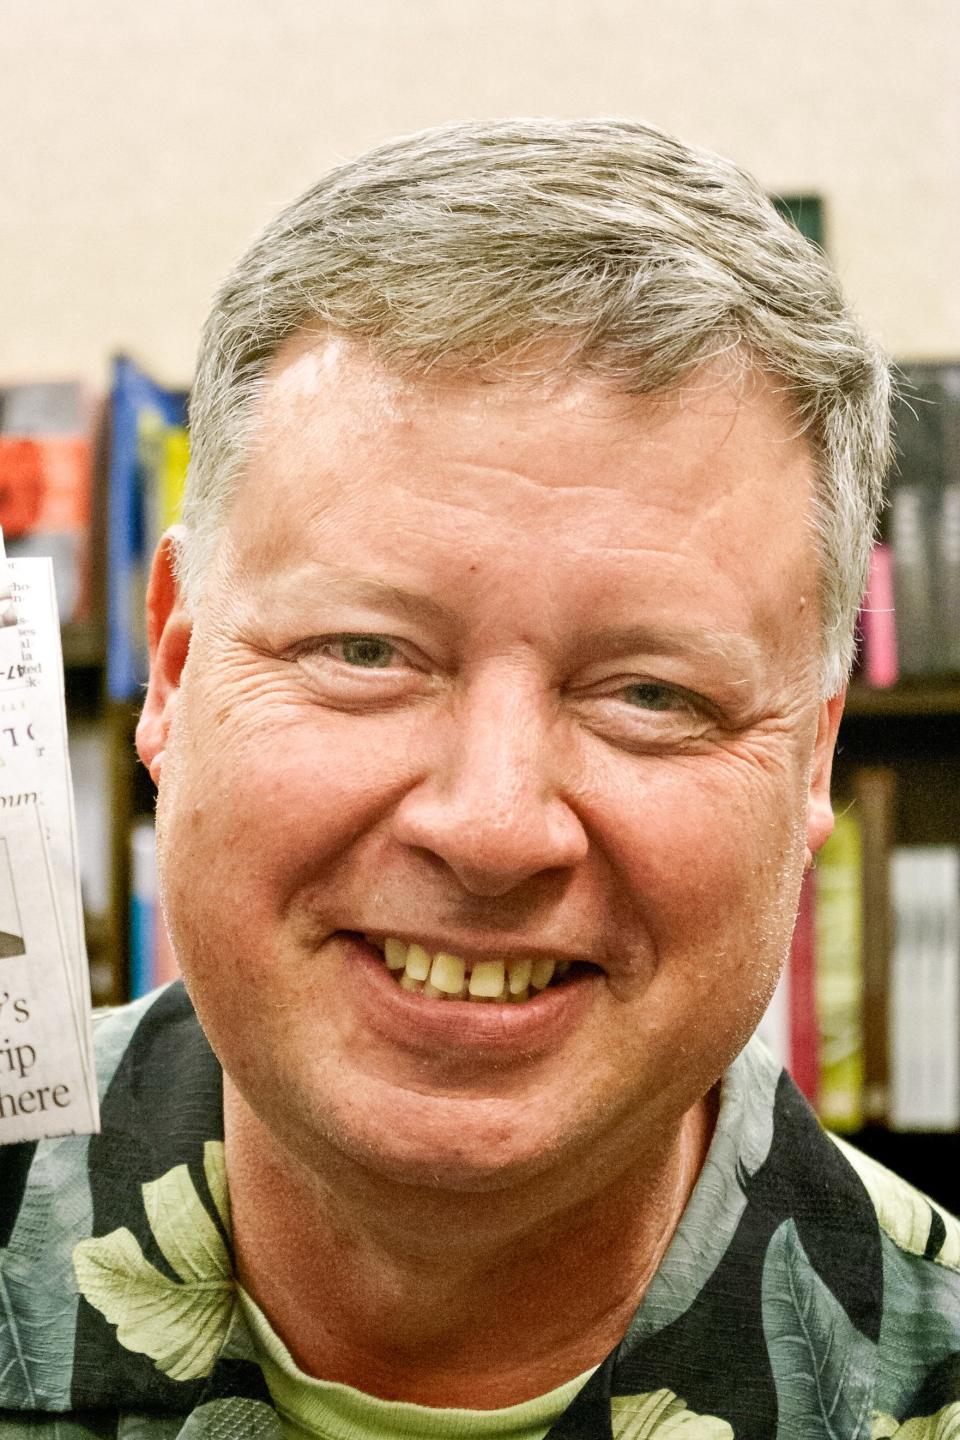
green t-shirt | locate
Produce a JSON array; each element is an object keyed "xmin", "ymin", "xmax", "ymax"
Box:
[{"xmin": 239, "ymin": 1287, "xmax": 596, "ymax": 1440}]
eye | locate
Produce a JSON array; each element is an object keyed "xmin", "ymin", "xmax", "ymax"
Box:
[
  {"xmin": 286, "ymin": 632, "xmax": 429, "ymax": 708},
  {"xmin": 568, "ymin": 672, "xmax": 716, "ymax": 751},
  {"xmin": 326, "ymin": 635, "xmax": 399, "ymax": 669},
  {"xmin": 621, "ymin": 681, "xmax": 691, "ymax": 712}
]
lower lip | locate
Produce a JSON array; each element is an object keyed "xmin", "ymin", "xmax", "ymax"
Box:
[{"xmin": 336, "ymin": 935, "xmax": 599, "ymax": 1057}]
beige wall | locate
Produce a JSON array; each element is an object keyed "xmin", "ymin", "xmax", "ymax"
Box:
[{"xmin": 2, "ymin": 0, "xmax": 957, "ymax": 387}]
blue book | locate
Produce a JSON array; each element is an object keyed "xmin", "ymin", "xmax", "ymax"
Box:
[{"xmin": 106, "ymin": 357, "xmax": 187, "ymax": 701}]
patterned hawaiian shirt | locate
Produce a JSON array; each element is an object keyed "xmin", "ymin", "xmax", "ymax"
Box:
[{"xmin": 2, "ymin": 981, "xmax": 960, "ymax": 1439}]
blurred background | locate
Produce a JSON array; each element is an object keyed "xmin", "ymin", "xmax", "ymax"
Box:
[
  {"xmin": 2, "ymin": 0, "xmax": 957, "ymax": 382},
  {"xmin": 1, "ymin": 0, "xmax": 959, "ymax": 1193}
]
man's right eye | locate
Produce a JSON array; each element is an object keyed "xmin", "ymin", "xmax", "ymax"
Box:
[{"xmin": 287, "ymin": 634, "xmax": 429, "ymax": 693}]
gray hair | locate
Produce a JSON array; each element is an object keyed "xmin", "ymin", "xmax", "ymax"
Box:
[{"xmin": 181, "ymin": 117, "xmax": 891, "ymax": 694}]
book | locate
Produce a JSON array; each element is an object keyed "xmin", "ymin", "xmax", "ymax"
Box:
[
  {"xmin": 0, "ymin": 382, "xmax": 96, "ymax": 627},
  {"xmin": 757, "ymin": 775, "xmax": 900, "ymax": 1134},
  {"xmin": 853, "ymin": 767, "xmax": 897, "ymax": 1125},
  {"xmin": 814, "ymin": 809, "xmax": 864, "ymax": 1131},
  {"xmin": 938, "ymin": 479, "xmax": 960, "ymax": 672},
  {"xmin": 106, "ymin": 358, "xmax": 188, "ymax": 702},
  {"xmin": 888, "ymin": 846, "xmax": 960, "ymax": 1131},
  {"xmin": 859, "ymin": 544, "xmax": 898, "ymax": 689},
  {"xmin": 936, "ymin": 367, "xmax": 960, "ymax": 672},
  {"xmin": 788, "ymin": 868, "xmax": 819, "ymax": 1106},
  {"xmin": 889, "ymin": 363, "xmax": 960, "ymax": 677},
  {"xmin": 889, "ymin": 482, "xmax": 934, "ymax": 676}
]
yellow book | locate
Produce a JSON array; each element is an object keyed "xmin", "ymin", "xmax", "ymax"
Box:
[
  {"xmin": 159, "ymin": 425, "xmax": 189, "ymax": 529},
  {"xmin": 814, "ymin": 809, "xmax": 864, "ymax": 1131}
]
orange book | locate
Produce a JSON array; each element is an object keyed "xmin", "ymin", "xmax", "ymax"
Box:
[{"xmin": 0, "ymin": 383, "xmax": 95, "ymax": 624}]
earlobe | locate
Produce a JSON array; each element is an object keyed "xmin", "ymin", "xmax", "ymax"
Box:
[
  {"xmin": 804, "ymin": 689, "xmax": 846, "ymax": 866},
  {"xmin": 135, "ymin": 527, "xmax": 193, "ymax": 785}
]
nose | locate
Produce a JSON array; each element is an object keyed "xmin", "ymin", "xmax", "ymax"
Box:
[{"xmin": 391, "ymin": 669, "xmax": 589, "ymax": 897}]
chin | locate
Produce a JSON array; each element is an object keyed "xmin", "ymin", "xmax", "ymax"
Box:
[
  {"xmin": 341, "ymin": 1143, "xmax": 543, "ymax": 1195},
  {"xmin": 282, "ymin": 1082, "xmax": 576, "ymax": 1197}
]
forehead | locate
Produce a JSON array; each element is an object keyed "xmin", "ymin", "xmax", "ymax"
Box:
[
  {"xmin": 248, "ymin": 331, "xmax": 811, "ymax": 505},
  {"xmin": 227, "ymin": 333, "xmax": 817, "ymax": 594},
  {"xmin": 260, "ymin": 330, "xmax": 790, "ymax": 437}
]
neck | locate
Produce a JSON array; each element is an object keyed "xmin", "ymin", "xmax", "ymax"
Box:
[{"xmin": 224, "ymin": 1083, "xmax": 717, "ymax": 1408}]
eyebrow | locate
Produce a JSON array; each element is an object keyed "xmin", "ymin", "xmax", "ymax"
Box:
[
  {"xmin": 274, "ymin": 572, "xmax": 454, "ymax": 629},
  {"xmin": 576, "ymin": 624, "xmax": 763, "ymax": 671}
]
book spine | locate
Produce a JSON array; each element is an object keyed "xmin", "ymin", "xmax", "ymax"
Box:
[
  {"xmin": 814, "ymin": 810, "xmax": 864, "ymax": 1131},
  {"xmin": 853, "ymin": 766, "xmax": 896, "ymax": 1124},
  {"xmin": 937, "ymin": 484, "xmax": 960, "ymax": 671},
  {"xmin": 890, "ymin": 484, "xmax": 934, "ymax": 677},
  {"xmin": 789, "ymin": 869, "xmax": 819, "ymax": 1106},
  {"xmin": 889, "ymin": 847, "xmax": 960, "ymax": 1131},
  {"xmin": 860, "ymin": 544, "xmax": 898, "ymax": 688},
  {"xmin": 924, "ymin": 850, "xmax": 960, "ymax": 1129},
  {"xmin": 106, "ymin": 359, "xmax": 146, "ymax": 701},
  {"xmin": 0, "ymin": 383, "xmax": 95, "ymax": 627},
  {"xmin": 106, "ymin": 358, "xmax": 189, "ymax": 701}
]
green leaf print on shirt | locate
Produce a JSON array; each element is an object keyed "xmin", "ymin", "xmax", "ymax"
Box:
[
  {"xmin": 72, "ymin": 1141, "xmax": 235, "ymax": 1382},
  {"xmin": 610, "ymin": 1390, "xmax": 734, "ymax": 1437},
  {"xmin": 762, "ymin": 1218, "xmax": 875, "ymax": 1440},
  {"xmin": 831, "ymin": 1137, "xmax": 960, "ymax": 1272},
  {"xmin": 872, "ymin": 1404, "xmax": 960, "ymax": 1439}
]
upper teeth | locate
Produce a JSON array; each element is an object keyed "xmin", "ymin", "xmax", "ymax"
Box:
[{"xmin": 378, "ymin": 938, "xmax": 566, "ymax": 1002}]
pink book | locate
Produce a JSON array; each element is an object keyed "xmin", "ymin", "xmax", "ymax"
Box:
[
  {"xmin": 789, "ymin": 869, "xmax": 820, "ymax": 1106},
  {"xmin": 860, "ymin": 544, "xmax": 898, "ymax": 688}
]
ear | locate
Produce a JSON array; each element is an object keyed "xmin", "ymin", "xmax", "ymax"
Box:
[
  {"xmin": 135, "ymin": 526, "xmax": 193, "ymax": 786},
  {"xmin": 804, "ymin": 689, "xmax": 846, "ymax": 866}
]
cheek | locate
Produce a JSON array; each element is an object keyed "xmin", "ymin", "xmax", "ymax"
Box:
[
  {"xmin": 593, "ymin": 751, "xmax": 809, "ymax": 965},
  {"xmin": 165, "ymin": 677, "xmax": 424, "ymax": 897}
]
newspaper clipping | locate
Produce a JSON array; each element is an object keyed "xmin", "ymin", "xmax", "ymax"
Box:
[{"xmin": 0, "ymin": 530, "xmax": 98, "ymax": 1143}]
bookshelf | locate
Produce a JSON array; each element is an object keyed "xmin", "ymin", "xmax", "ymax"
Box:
[
  {"xmin": 845, "ymin": 680, "xmax": 960, "ymax": 718},
  {"xmin": 837, "ymin": 702, "xmax": 960, "ymax": 847},
  {"xmin": 833, "ymin": 685, "xmax": 960, "ymax": 1211}
]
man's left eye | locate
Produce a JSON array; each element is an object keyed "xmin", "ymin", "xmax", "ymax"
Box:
[
  {"xmin": 328, "ymin": 636, "xmax": 398, "ymax": 668},
  {"xmin": 620, "ymin": 682, "xmax": 689, "ymax": 712}
]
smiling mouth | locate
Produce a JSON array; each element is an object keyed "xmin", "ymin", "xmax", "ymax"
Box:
[{"xmin": 363, "ymin": 936, "xmax": 584, "ymax": 1003}]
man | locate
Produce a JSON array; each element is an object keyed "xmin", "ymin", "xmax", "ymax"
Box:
[{"xmin": 2, "ymin": 117, "xmax": 958, "ymax": 1439}]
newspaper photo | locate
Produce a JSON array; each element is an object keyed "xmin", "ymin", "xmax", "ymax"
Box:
[{"xmin": 0, "ymin": 529, "xmax": 99, "ymax": 1143}]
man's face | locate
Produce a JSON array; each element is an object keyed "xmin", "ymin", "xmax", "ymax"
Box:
[{"xmin": 142, "ymin": 337, "xmax": 840, "ymax": 1199}]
